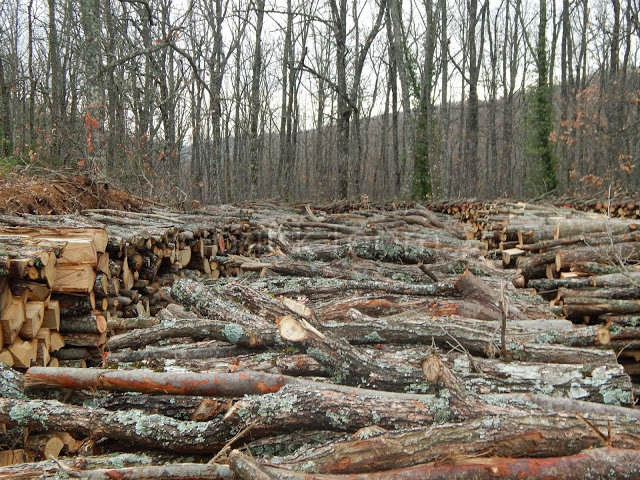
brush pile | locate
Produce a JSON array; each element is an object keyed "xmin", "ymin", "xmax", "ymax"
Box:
[{"xmin": 1, "ymin": 201, "xmax": 639, "ymax": 479}]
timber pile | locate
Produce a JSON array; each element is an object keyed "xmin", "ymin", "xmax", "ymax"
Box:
[
  {"xmin": 554, "ymin": 191, "xmax": 640, "ymax": 219},
  {"xmin": 1, "ymin": 202, "xmax": 640, "ymax": 478}
]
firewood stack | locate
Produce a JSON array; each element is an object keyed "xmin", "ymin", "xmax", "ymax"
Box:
[
  {"xmin": 2, "ymin": 201, "xmax": 640, "ymax": 477},
  {"xmin": 502, "ymin": 217, "xmax": 640, "ymax": 378},
  {"xmin": 554, "ymin": 191, "xmax": 640, "ymax": 219},
  {"xmin": 0, "ymin": 209, "xmax": 303, "ymax": 369}
]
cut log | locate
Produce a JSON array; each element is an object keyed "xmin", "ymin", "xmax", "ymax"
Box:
[
  {"xmin": 20, "ymin": 301, "xmax": 45, "ymax": 339},
  {"xmin": 62, "ymin": 332, "xmax": 107, "ymax": 347},
  {"xmin": 25, "ymin": 367, "xmax": 293, "ymax": 397},
  {"xmin": 8, "ymin": 338, "xmax": 36, "ymax": 368},
  {"xmin": 104, "ymin": 340, "xmax": 256, "ymax": 365},
  {"xmin": 53, "ymin": 238, "xmax": 97, "ymax": 266},
  {"xmin": 1, "ymin": 297, "xmax": 26, "ymax": 345},
  {"xmin": 106, "ymin": 318, "xmax": 270, "ymax": 351},
  {"xmin": 278, "ymin": 315, "xmax": 430, "ymax": 392},
  {"xmin": 9, "ymin": 281, "xmax": 50, "ymax": 302},
  {"xmin": 59, "ymin": 314, "xmax": 107, "ymax": 334},
  {"xmin": 275, "ymin": 413, "xmax": 640, "ymax": 474},
  {"xmin": 502, "ymin": 247, "xmax": 525, "ymax": 267},
  {"xmin": 0, "ymin": 227, "xmax": 109, "ymax": 253},
  {"xmin": 52, "ymin": 264, "xmax": 96, "ymax": 294},
  {"xmin": 289, "ymin": 238, "xmax": 437, "ymax": 264},
  {"xmin": 42, "ymin": 300, "xmax": 60, "ymax": 331},
  {"xmin": 562, "ymin": 298, "xmax": 640, "ymax": 318},
  {"xmin": 53, "ymin": 293, "xmax": 96, "ymax": 316},
  {"xmin": 554, "ymin": 217, "xmax": 637, "ymax": 239},
  {"xmin": 453, "ymin": 270, "xmax": 523, "ymax": 320},
  {"xmin": 255, "ymin": 448, "xmax": 640, "ymax": 480},
  {"xmin": 555, "ymin": 242, "xmax": 640, "ymax": 272},
  {"xmin": 0, "ymin": 397, "xmax": 231, "ymax": 454},
  {"xmin": 440, "ymin": 352, "xmax": 632, "ymax": 404},
  {"xmin": 93, "ymin": 272, "xmax": 109, "ymax": 298}
]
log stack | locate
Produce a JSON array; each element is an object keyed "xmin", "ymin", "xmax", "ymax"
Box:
[
  {"xmin": 1, "ymin": 201, "xmax": 640, "ymax": 478},
  {"xmin": 431, "ymin": 200, "xmax": 640, "ymax": 381}
]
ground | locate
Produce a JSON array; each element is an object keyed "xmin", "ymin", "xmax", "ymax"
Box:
[{"xmin": 0, "ymin": 174, "xmax": 148, "ymax": 215}]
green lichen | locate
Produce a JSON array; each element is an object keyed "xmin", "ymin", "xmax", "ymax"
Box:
[
  {"xmin": 588, "ymin": 366, "xmax": 614, "ymax": 387},
  {"xmin": 254, "ymin": 352, "xmax": 277, "ymax": 362},
  {"xmin": 569, "ymin": 383, "xmax": 589, "ymax": 399},
  {"xmin": 601, "ymin": 387, "xmax": 632, "ymax": 405},
  {"xmin": 533, "ymin": 380, "xmax": 555, "ymax": 395},
  {"xmin": 9, "ymin": 403, "xmax": 49, "ymax": 425},
  {"xmin": 236, "ymin": 407, "xmax": 252, "ymax": 421},
  {"xmin": 306, "ymin": 347, "xmax": 332, "ymax": 366},
  {"xmin": 222, "ymin": 324, "xmax": 245, "ymax": 343},
  {"xmin": 326, "ymin": 409, "xmax": 351, "ymax": 428},
  {"xmin": 534, "ymin": 330, "xmax": 558, "ymax": 344},
  {"xmin": 114, "ymin": 410, "xmax": 210, "ymax": 444},
  {"xmin": 363, "ymin": 331, "xmax": 385, "ymax": 343},
  {"xmin": 256, "ymin": 392, "xmax": 299, "ymax": 418}
]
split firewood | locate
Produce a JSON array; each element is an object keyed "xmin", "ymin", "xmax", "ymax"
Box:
[
  {"xmin": 1, "ymin": 297, "xmax": 26, "ymax": 345},
  {"xmin": 52, "ymin": 264, "xmax": 96, "ymax": 294}
]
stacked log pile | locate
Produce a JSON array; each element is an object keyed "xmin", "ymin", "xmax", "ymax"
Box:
[
  {"xmin": 1, "ymin": 202, "xmax": 640, "ymax": 478},
  {"xmin": 554, "ymin": 191, "xmax": 640, "ymax": 219},
  {"xmin": 431, "ymin": 199, "xmax": 640, "ymax": 379}
]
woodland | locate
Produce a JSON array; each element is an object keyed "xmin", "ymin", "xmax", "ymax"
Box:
[{"xmin": 0, "ymin": 0, "xmax": 638, "ymax": 204}]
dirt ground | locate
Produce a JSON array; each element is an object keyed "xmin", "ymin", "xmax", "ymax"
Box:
[{"xmin": 0, "ymin": 174, "xmax": 149, "ymax": 215}]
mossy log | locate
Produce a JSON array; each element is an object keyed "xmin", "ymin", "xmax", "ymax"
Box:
[
  {"xmin": 289, "ymin": 238, "xmax": 437, "ymax": 264},
  {"xmin": 106, "ymin": 318, "xmax": 276, "ymax": 351},
  {"xmin": 0, "ymin": 397, "xmax": 232, "ymax": 453},
  {"xmin": 228, "ymin": 276, "xmax": 455, "ymax": 299},
  {"xmin": 104, "ymin": 340, "xmax": 256, "ymax": 365}
]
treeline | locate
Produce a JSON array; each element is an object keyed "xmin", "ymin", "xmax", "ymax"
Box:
[{"xmin": 0, "ymin": 0, "xmax": 638, "ymax": 202}]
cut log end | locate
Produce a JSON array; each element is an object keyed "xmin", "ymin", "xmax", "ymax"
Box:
[
  {"xmin": 277, "ymin": 316, "xmax": 309, "ymax": 342},
  {"xmin": 422, "ymin": 354, "xmax": 443, "ymax": 382},
  {"xmin": 596, "ymin": 325, "xmax": 611, "ymax": 346}
]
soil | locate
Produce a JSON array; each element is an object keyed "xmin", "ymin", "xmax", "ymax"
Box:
[{"xmin": 0, "ymin": 174, "xmax": 149, "ymax": 215}]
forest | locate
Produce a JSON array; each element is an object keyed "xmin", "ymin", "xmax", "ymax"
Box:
[{"xmin": 0, "ymin": 0, "xmax": 638, "ymax": 203}]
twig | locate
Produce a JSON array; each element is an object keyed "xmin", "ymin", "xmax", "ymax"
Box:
[
  {"xmin": 576, "ymin": 413, "xmax": 610, "ymax": 446},
  {"xmin": 208, "ymin": 423, "xmax": 256, "ymax": 464}
]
